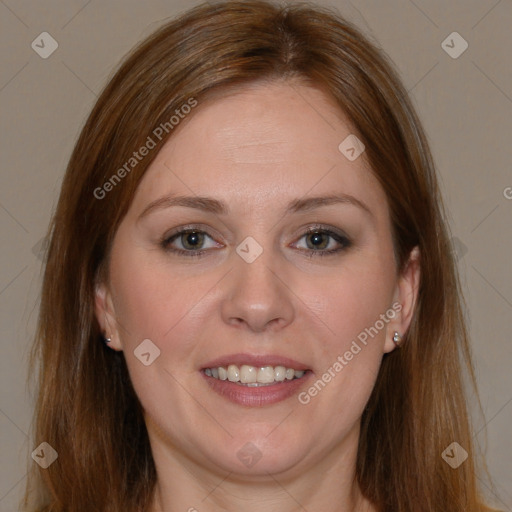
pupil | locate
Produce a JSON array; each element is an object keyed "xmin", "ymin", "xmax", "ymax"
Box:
[
  {"xmin": 184, "ymin": 231, "xmax": 202, "ymax": 249},
  {"xmin": 309, "ymin": 232, "xmax": 327, "ymax": 249}
]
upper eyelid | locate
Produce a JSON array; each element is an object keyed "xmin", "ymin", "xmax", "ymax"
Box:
[
  {"xmin": 164, "ymin": 224, "xmax": 348, "ymax": 238},
  {"xmin": 163, "ymin": 225, "xmax": 220, "ymax": 243}
]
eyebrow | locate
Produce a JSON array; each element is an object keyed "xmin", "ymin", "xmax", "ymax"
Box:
[{"xmin": 137, "ymin": 193, "xmax": 374, "ymax": 221}]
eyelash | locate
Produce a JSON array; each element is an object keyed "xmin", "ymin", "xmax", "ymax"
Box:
[{"xmin": 160, "ymin": 224, "xmax": 352, "ymax": 259}]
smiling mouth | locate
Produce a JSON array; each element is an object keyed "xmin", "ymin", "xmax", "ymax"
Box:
[{"xmin": 203, "ymin": 364, "xmax": 309, "ymax": 386}]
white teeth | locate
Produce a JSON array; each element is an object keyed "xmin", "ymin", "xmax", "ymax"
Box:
[
  {"xmin": 204, "ymin": 364, "xmax": 308, "ymax": 385},
  {"xmin": 257, "ymin": 366, "xmax": 275, "ymax": 384},
  {"xmin": 240, "ymin": 365, "xmax": 257, "ymax": 384},
  {"xmin": 274, "ymin": 366, "xmax": 286, "ymax": 381},
  {"xmin": 227, "ymin": 364, "xmax": 240, "ymax": 382}
]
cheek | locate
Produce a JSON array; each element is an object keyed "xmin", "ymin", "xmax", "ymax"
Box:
[
  {"xmin": 107, "ymin": 246, "xmax": 212, "ymax": 422},
  {"xmin": 110, "ymin": 263, "xmax": 175, "ymax": 343},
  {"xmin": 293, "ymin": 261, "xmax": 396, "ymax": 433},
  {"xmin": 108, "ymin": 244, "xmax": 199, "ymax": 367},
  {"xmin": 307, "ymin": 255, "xmax": 396, "ymax": 351},
  {"xmin": 308, "ymin": 250, "xmax": 396, "ymax": 391},
  {"xmin": 108, "ymin": 240, "xmax": 225, "ymax": 369}
]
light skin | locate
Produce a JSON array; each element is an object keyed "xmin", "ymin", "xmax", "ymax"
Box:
[{"xmin": 95, "ymin": 80, "xmax": 420, "ymax": 512}]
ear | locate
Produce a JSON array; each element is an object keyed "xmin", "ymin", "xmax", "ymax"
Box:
[
  {"xmin": 384, "ymin": 246, "xmax": 421, "ymax": 353},
  {"xmin": 94, "ymin": 282, "xmax": 123, "ymax": 351}
]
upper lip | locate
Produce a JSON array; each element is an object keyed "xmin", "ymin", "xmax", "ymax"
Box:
[{"xmin": 201, "ymin": 353, "xmax": 310, "ymax": 371}]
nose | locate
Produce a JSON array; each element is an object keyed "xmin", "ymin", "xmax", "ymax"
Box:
[{"xmin": 220, "ymin": 244, "xmax": 295, "ymax": 333}]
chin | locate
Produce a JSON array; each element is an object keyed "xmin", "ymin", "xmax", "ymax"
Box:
[{"xmin": 202, "ymin": 435, "xmax": 310, "ymax": 478}]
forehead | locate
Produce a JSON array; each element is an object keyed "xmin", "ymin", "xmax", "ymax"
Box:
[{"xmin": 129, "ymin": 80, "xmax": 387, "ymax": 219}]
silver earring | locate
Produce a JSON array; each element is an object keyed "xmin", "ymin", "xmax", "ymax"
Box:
[
  {"xmin": 103, "ymin": 335, "xmax": 112, "ymax": 344},
  {"xmin": 392, "ymin": 331, "xmax": 402, "ymax": 347}
]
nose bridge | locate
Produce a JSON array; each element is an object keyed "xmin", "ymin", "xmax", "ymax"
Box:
[
  {"xmin": 220, "ymin": 234, "xmax": 295, "ymax": 332},
  {"xmin": 235, "ymin": 238, "xmax": 278, "ymax": 292}
]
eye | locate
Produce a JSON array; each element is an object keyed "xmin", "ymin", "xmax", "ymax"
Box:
[
  {"xmin": 160, "ymin": 225, "xmax": 351, "ymax": 258},
  {"xmin": 293, "ymin": 227, "xmax": 351, "ymax": 257},
  {"xmin": 161, "ymin": 228, "xmax": 220, "ymax": 256}
]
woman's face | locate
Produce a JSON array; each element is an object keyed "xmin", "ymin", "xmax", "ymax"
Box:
[{"xmin": 96, "ymin": 80, "xmax": 419, "ymax": 478}]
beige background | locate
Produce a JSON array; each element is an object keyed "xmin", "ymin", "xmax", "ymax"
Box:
[{"xmin": 0, "ymin": 0, "xmax": 510, "ymax": 510}]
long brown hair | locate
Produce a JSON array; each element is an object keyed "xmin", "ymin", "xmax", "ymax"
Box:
[{"xmin": 24, "ymin": 1, "xmax": 500, "ymax": 510}]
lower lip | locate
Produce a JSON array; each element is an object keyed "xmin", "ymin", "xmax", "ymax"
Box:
[{"xmin": 202, "ymin": 371, "xmax": 312, "ymax": 407}]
